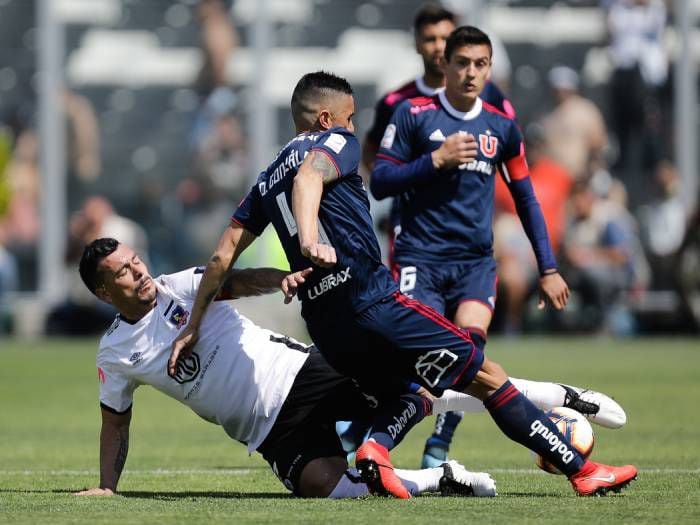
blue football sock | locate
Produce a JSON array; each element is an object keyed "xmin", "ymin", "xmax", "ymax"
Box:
[
  {"xmin": 368, "ymin": 394, "xmax": 432, "ymax": 451},
  {"xmin": 425, "ymin": 411, "xmax": 464, "ymax": 449},
  {"xmin": 485, "ymin": 381, "xmax": 585, "ymax": 476}
]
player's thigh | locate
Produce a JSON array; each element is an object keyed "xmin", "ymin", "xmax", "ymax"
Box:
[
  {"xmin": 357, "ymin": 292, "xmax": 485, "ymax": 396},
  {"xmin": 393, "ymin": 259, "xmax": 446, "ymax": 314},
  {"xmin": 445, "ymin": 258, "xmax": 498, "ymax": 330},
  {"xmin": 454, "ymin": 301, "xmax": 493, "ymax": 334}
]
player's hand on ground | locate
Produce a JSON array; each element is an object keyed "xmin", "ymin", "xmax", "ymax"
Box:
[
  {"xmin": 282, "ymin": 267, "xmax": 313, "ymax": 304},
  {"xmin": 538, "ymin": 272, "xmax": 569, "ymax": 310},
  {"xmin": 73, "ymin": 487, "xmax": 115, "ymax": 496},
  {"xmin": 301, "ymin": 243, "xmax": 337, "ymax": 268},
  {"xmin": 431, "ymin": 132, "xmax": 478, "ymax": 170},
  {"xmin": 169, "ymin": 325, "xmax": 199, "ymax": 378}
]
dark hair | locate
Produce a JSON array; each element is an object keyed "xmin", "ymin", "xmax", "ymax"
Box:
[
  {"xmin": 79, "ymin": 237, "xmax": 119, "ymax": 295},
  {"xmin": 291, "ymin": 71, "xmax": 353, "ymax": 128},
  {"xmin": 413, "ymin": 3, "xmax": 455, "ymax": 33},
  {"xmin": 444, "ymin": 25, "xmax": 492, "ymax": 62}
]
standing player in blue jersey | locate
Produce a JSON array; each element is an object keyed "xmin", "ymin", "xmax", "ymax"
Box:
[
  {"xmin": 170, "ymin": 71, "xmax": 637, "ymax": 499},
  {"xmin": 364, "ymin": 13, "xmax": 592, "ymax": 468}
]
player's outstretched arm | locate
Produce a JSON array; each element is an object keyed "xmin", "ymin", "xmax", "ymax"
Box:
[
  {"xmin": 218, "ymin": 267, "xmax": 313, "ymax": 303},
  {"xmin": 74, "ymin": 407, "xmax": 131, "ymax": 496},
  {"xmin": 169, "ymin": 223, "xmax": 255, "ymax": 376},
  {"xmin": 292, "ymin": 151, "xmax": 338, "ymax": 268}
]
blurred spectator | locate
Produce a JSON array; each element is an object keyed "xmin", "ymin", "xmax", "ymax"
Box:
[
  {"xmin": 46, "ymin": 196, "xmax": 149, "ymax": 335},
  {"xmin": 562, "ymin": 178, "xmax": 647, "ymax": 335},
  {"xmin": 604, "ymin": 0, "xmax": 669, "ymax": 172},
  {"xmin": 638, "ymin": 160, "xmax": 686, "ymax": 288},
  {"xmin": 540, "ymin": 66, "xmax": 608, "ymax": 180},
  {"xmin": 494, "ymin": 124, "xmax": 573, "ymax": 333},
  {"xmin": 63, "ymin": 90, "xmax": 101, "ymax": 184},
  {"xmin": 173, "ymin": 0, "xmax": 249, "ymax": 266}
]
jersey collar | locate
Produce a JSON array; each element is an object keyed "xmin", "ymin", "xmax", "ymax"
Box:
[
  {"xmin": 438, "ymin": 91, "xmax": 483, "ymax": 121},
  {"xmin": 416, "ymin": 75, "xmax": 444, "ymax": 96}
]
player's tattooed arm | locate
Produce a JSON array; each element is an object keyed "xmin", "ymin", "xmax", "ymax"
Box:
[
  {"xmin": 218, "ymin": 268, "xmax": 290, "ymax": 299},
  {"xmin": 88, "ymin": 406, "xmax": 131, "ymax": 494},
  {"xmin": 169, "ymin": 224, "xmax": 255, "ymax": 377},
  {"xmin": 308, "ymin": 151, "xmax": 340, "ymax": 184}
]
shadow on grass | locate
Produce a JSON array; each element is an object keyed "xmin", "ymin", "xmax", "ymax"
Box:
[{"xmin": 0, "ymin": 489, "xmax": 291, "ymax": 500}]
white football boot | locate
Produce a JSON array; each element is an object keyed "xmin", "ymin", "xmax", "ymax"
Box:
[
  {"xmin": 560, "ymin": 384, "xmax": 627, "ymax": 429},
  {"xmin": 439, "ymin": 460, "xmax": 497, "ymax": 497}
]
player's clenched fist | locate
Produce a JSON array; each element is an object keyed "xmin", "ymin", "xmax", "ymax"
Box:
[
  {"xmin": 431, "ymin": 132, "xmax": 478, "ymax": 170},
  {"xmin": 301, "ymin": 243, "xmax": 337, "ymax": 268}
]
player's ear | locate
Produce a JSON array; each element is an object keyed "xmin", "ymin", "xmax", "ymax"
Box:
[
  {"xmin": 96, "ymin": 284, "xmax": 112, "ymax": 304},
  {"xmin": 318, "ymin": 109, "xmax": 333, "ymax": 130}
]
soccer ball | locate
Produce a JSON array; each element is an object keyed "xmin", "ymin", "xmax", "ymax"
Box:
[{"xmin": 534, "ymin": 407, "xmax": 595, "ymax": 475}]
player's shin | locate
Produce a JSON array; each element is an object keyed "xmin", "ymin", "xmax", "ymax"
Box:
[
  {"xmin": 484, "ymin": 381, "xmax": 585, "ymax": 477},
  {"xmin": 367, "ymin": 394, "xmax": 432, "ymax": 450}
]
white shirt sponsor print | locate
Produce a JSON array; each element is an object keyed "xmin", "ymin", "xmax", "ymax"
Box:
[{"xmin": 307, "ymin": 267, "xmax": 351, "ymax": 300}]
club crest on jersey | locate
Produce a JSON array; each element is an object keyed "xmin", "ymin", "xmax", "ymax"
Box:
[
  {"xmin": 169, "ymin": 305, "xmax": 189, "ymax": 329},
  {"xmin": 479, "ymin": 133, "xmax": 498, "ymax": 158}
]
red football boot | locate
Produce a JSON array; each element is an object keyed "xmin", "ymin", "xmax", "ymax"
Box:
[
  {"xmin": 355, "ymin": 440, "xmax": 411, "ymax": 499},
  {"xmin": 570, "ymin": 460, "xmax": 638, "ymax": 496}
]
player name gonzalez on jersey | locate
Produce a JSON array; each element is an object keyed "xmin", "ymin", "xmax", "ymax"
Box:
[{"xmin": 233, "ymin": 127, "xmax": 397, "ymax": 319}]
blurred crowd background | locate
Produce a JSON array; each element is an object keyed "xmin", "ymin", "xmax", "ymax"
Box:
[{"xmin": 0, "ymin": 0, "xmax": 699, "ymax": 338}]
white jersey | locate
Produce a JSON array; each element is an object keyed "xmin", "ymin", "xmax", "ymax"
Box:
[{"xmin": 97, "ymin": 268, "xmax": 309, "ymax": 452}]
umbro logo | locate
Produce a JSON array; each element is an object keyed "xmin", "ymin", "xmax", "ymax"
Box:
[{"xmin": 429, "ymin": 129, "xmax": 446, "ymax": 142}]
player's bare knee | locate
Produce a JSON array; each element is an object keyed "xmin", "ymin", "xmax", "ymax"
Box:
[{"xmin": 297, "ymin": 457, "xmax": 347, "ymax": 498}]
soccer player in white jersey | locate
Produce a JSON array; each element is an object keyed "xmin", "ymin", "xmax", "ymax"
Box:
[{"xmin": 72, "ymin": 237, "xmax": 498, "ymax": 499}]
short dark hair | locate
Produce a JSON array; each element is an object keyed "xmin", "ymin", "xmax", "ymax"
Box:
[
  {"xmin": 79, "ymin": 237, "xmax": 119, "ymax": 295},
  {"xmin": 413, "ymin": 3, "xmax": 456, "ymax": 33},
  {"xmin": 290, "ymin": 71, "xmax": 353, "ymax": 128},
  {"xmin": 444, "ymin": 25, "xmax": 492, "ymax": 62}
]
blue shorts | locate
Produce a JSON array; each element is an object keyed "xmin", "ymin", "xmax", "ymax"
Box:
[
  {"xmin": 304, "ymin": 292, "xmax": 485, "ymax": 396},
  {"xmin": 392, "ymin": 256, "xmax": 498, "ymax": 318}
]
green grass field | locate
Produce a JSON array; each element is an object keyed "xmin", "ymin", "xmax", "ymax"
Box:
[{"xmin": 1, "ymin": 337, "xmax": 699, "ymax": 524}]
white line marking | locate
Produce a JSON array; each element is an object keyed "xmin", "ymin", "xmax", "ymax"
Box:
[
  {"xmin": 0, "ymin": 469, "xmax": 251, "ymax": 476},
  {"xmin": 0, "ymin": 468, "xmax": 698, "ymax": 476}
]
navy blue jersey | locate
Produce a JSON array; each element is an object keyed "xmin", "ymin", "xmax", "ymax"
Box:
[
  {"xmin": 374, "ymin": 92, "xmax": 531, "ymax": 263},
  {"xmin": 233, "ymin": 127, "xmax": 398, "ymax": 317}
]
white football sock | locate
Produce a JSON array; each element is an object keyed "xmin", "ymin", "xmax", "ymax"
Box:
[
  {"xmin": 328, "ymin": 469, "xmax": 370, "ymax": 499},
  {"xmin": 394, "ymin": 467, "xmax": 443, "ymax": 495},
  {"xmin": 508, "ymin": 377, "xmax": 566, "ymax": 410},
  {"xmin": 327, "ymin": 467, "xmax": 444, "ymax": 498},
  {"xmin": 432, "ymin": 378, "xmax": 566, "ymax": 414}
]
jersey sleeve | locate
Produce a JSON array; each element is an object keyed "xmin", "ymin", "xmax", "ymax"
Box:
[
  {"xmin": 310, "ymin": 128, "xmax": 360, "ymax": 177},
  {"xmin": 500, "ymin": 120, "xmax": 529, "ymax": 181},
  {"xmin": 158, "ymin": 268, "xmax": 204, "ymax": 302},
  {"xmin": 366, "ymin": 96, "xmax": 395, "ymax": 146},
  {"xmin": 376, "ymin": 101, "xmax": 415, "ymax": 164},
  {"xmin": 232, "ymin": 180, "xmax": 270, "ymax": 236},
  {"xmin": 97, "ymin": 357, "xmax": 137, "ymax": 414}
]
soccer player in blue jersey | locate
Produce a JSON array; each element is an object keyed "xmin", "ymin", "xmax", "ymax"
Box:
[
  {"xmin": 363, "ymin": 11, "xmax": 587, "ymax": 470},
  {"xmin": 171, "ymin": 71, "xmax": 637, "ymax": 498}
]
